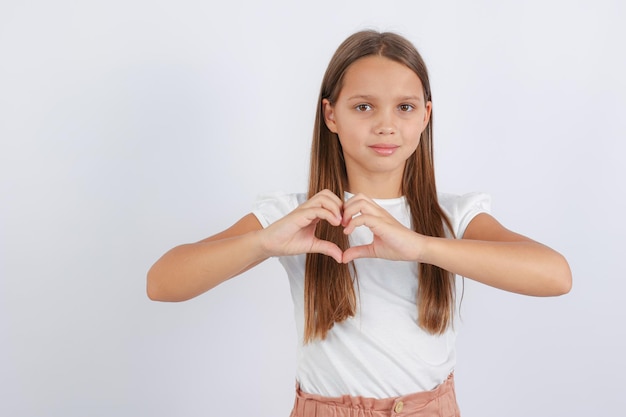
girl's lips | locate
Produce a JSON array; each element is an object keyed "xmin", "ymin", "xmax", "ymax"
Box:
[{"xmin": 369, "ymin": 144, "xmax": 399, "ymax": 155}]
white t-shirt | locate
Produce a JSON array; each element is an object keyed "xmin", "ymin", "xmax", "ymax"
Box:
[{"xmin": 252, "ymin": 191, "xmax": 490, "ymax": 398}]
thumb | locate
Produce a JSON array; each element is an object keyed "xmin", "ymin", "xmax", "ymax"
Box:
[
  {"xmin": 342, "ymin": 245, "xmax": 376, "ymax": 264},
  {"xmin": 310, "ymin": 238, "xmax": 343, "ymax": 263}
]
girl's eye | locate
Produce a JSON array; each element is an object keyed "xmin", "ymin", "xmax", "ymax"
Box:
[
  {"xmin": 355, "ymin": 104, "xmax": 372, "ymax": 112},
  {"xmin": 399, "ymin": 104, "xmax": 414, "ymax": 112}
]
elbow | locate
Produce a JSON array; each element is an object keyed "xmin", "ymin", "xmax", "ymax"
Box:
[
  {"xmin": 548, "ymin": 253, "xmax": 573, "ymax": 296},
  {"xmin": 146, "ymin": 265, "xmax": 175, "ymax": 302},
  {"xmin": 146, "ymin": 280, "xmax": 162, "ymax": 301},
  {"xmin": 551, "ymin": 275, "xmax": 572, "ymax": 296},
  {"xmin": 556, "ymin": 270, "xmax": 573, "ymax": 296},
  {"xmin": 146, "ymin": 268, "xmax": 164, "ymax": 301},
  {"xmin": 146, "ymin": 277, "xmax": 181, "ymax": 302},
  {"xmin": 146, "ymin": 266, "xmax": 194, "ymax": 302}
]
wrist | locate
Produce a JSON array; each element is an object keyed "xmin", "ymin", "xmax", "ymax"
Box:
[
  {"xmin": 414, "ymin": 234, "xmax": 436, "ymax": 264},
  {"xmin": 254, "ymin": 227, "xmax": 282, "ymax": 260}
]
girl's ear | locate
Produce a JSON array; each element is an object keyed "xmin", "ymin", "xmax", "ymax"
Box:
[
  {"xmin": 322, "ymin": 99, "xmax": 338, "ymax": 133},
  {"xmin": 423, "ymin": 101, "xmax": 432, "ymax": 127}
]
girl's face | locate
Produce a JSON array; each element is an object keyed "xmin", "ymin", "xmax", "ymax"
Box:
[{"xmin": 323, "ymin": 55, "xmax": 431, "ymax": 196}]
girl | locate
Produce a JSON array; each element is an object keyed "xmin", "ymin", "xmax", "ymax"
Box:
[{"xmin": 147, "ymin": 30, "xmax": 571, "ymax": 416}]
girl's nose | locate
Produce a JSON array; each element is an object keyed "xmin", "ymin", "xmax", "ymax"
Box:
[
  {"xmin": 376, "ymin": 125, "xmax": 395, "ymax": 135},
  {"xmin": 375, "ymin": 111, "xmax": 396, "ymax": 135}
]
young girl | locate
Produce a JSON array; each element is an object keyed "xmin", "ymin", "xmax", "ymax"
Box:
[{"xmin": 147, "ymin": 30, "xmax": 571, "ymax": 416}]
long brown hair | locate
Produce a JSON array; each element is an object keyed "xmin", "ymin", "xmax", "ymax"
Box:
[{"xmin": 304, "ymin": 30, "xmax": 455, "ymax": 343}]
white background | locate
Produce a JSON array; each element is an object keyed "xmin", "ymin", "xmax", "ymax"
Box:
[{"xmin": 1, "ymin": 0, "xmax": 624, "ymax": 416}]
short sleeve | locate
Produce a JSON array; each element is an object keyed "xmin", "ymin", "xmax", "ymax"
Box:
[
  {"xmin": 252, "ymin": 192, "xmax": 305, "ymax": 228},
  {"xmin": 438, "ymin": 192, "xmax": 491, "ymax": 238}
]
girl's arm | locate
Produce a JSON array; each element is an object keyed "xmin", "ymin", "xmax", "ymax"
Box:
[
  {"xmin": 147, "ymin": 214, "xmax": 268, "ymax": 302},
  {"xmin": 341, "ymin": 194, "xmax": 571, "ymax": 296},
  {"xmin": 423, "ymin": 213, "xmax": 572, "ymax": 296},
  {"xmin": 147, "ymin": 190, "xmax": 345, "ymax": 302}
]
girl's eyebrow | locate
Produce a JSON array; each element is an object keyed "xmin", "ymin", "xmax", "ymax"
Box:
[
  {"xmin": 346, "ymin": 94, "xmax": 423, "ymax": 102},
  {"xmin": 346, "ymin": 94, "xmax": 376, "ymax": 101},
  {"xmin": 399, "ymin": 95, "xmax": 423, "ymax": 102}
]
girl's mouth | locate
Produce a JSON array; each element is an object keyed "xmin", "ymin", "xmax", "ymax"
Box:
[{"xmin": 369, "ymin": 144, "xmax": 399, "ymax": 156}]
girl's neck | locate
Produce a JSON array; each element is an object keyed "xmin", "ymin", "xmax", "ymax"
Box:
[
  {"xmin": 343, "ymin": 158, "xmax": 406, "ymax": 199},
  {"xmin": 345, "ymin": 175, "xmax": 403, "ymax": 199}
]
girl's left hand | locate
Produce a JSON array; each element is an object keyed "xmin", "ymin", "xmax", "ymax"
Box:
[{"xmin": 341, "ymin": 193, "xmax": 425, "ymax": 263}]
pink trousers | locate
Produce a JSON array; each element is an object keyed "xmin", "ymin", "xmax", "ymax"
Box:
[{"xmin": 289, "ymin": 374, "xmax": 460, "ymax": 417}]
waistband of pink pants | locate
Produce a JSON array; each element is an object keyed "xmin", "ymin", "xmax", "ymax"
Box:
[{"xmin": 290, "ymin": 373, "xmax": 460, "ymax": 417}]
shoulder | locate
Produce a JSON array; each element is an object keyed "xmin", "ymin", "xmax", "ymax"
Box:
[
  {"xmin": 438, "ymin": 192, "xmax": 491, "ymax": 215},
  {"xmin": 252, "ymin": 192, "xmax": 307, "ymax": 227},
  {"xmin": 438, "ymin": 192, "xmax": 492, "ymax": 238}
]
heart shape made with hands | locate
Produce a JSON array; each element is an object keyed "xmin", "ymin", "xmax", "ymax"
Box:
[
  {"xmin": 269, "ymin": 190, "xmax": 419, "ymax": 264},
  {"xmin": 306, "ymin": 236, "xmax": 365, "ymax": 266},
  {"xmin": 307, "ymin": 201, "xmax": 416, "ymax": 264}
]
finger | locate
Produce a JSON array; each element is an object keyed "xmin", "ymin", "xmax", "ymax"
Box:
[
  {"xmin": 317, "ymin": 189, "xmax": 344, "ymax": 205},
  {"xmin": 342, "ymin": 245, "xmax": 376, "ymax": 263},
  {"xmin": 310, "ymin": 238, "xmax": 343, "ymax": 263},
  {"xmin": 301, "ymin": 207, "xmax": 342, "ymax": 227},
  {"xmin": 304, "ymin": 192, "xmax": 343, "ymax": 221},
  {"xmin": 343, "ymin": 213, "xmax": 380, "ymax": 235},
  {"xmin": 311, "ymin": 189, "xmax": 344, "ymax": 208},
  {"xmin": 342, "ymin": 197, "xmax": 380, "ymax": 226},
  {"xmin": 343, "ymin": 192, "xmax": 377, "ymax": 208}
]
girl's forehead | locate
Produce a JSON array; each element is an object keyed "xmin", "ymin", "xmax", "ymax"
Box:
[{"xmin": 340, "ymin": 55, "xmax": 425, "ymax": 98}]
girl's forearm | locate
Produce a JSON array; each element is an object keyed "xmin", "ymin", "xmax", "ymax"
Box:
[
  {"xmin": 147, "ymin": 230, "xmax": 269, "ymax": 302},
  {"xmin": 419, "ymin": 236, "xmax": 572, "ymax": 296}
]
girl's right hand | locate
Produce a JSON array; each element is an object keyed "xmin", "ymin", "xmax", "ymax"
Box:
[{"xmin": 259, "ymin": 190, "xmax": 344, "ymax": 263}]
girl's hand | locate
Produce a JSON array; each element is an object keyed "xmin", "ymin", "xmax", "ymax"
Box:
[
  {"xmin": 341, "ymin": 193, "xmax": 424, "ymax": 263},
  {"xmin": 260, "ymin": 190, "xmax": 344, "ymax": 263}
]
